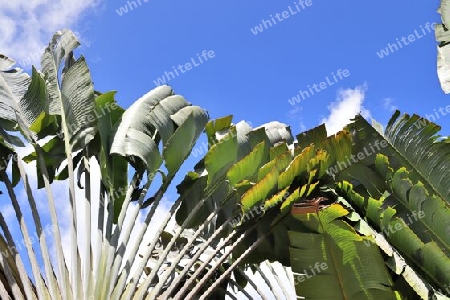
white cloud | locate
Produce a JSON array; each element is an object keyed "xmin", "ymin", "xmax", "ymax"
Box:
[
  {"xmin": 0, "ymin": 0, "xmax": 100, "ymax": 68},
  {"xmin": 321, "ymin": 84, "xmax": 371, "ymax": 135}
]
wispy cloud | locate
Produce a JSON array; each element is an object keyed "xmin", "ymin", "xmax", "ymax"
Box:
[
  {"xmin": 321, "ymin": 84, "xmax": 371, "ymax": 135},
  {"xmin": 287, "ymin": 105, "xmax": 302, "ymax": 120},
  {"xmin": 286, "ymin": 106, "xmax": 307, "ymax": 132},
  {"xmin": 382, "ymin": 97, "xmax": 397, "ymax": 112},
  {"xmin": 0, "ymin": 0, "xmax": 100, "ymax": 68}
]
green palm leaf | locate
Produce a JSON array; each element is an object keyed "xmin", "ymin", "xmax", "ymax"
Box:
[{"xmin": 289, "ymin": 204, "xmax": 399, "ymax": 300}]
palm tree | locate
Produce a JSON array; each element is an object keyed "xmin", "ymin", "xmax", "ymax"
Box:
[
  {"xmin": 0, "ymin": 29, "xmax": 449, "ymax": 299},
  {"xmin": 0, "ymin": 29, "xmax": 295, "ymax": 299},
  {"xmin": 182, "ymin": 112, "xmax": 450, "ymax": 299}
]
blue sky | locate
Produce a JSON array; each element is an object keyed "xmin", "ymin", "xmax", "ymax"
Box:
[
  {"xmin": 0, "ymin": 0, "xmax": 449, "ymax": 292},
  {"xmin": 87, "ymin": 0, "xmax": 448, "ymax": 136},
  {"xmin": 2, "ymin": 0, "xmax": 447, "ymax": 136}
]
